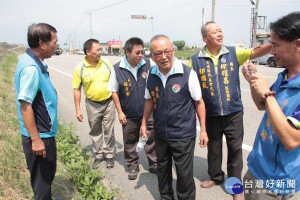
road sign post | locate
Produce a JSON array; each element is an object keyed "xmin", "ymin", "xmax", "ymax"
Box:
[{"xmin": 131, "ymin": 15, "xmax": 154, "ymax": 36}]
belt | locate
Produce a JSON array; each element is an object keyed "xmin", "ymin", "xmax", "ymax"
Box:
[{"xmin": 88, "ymin": 96, "xmax": 112, "ymax": 104}]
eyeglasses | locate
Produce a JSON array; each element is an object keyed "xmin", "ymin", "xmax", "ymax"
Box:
[
  {"xmin": 134, "ymin": 50, "xmax": 145, "ymax": 55},
  {"xmin": 152, "ymin": 49, "xmax": 172, "ymax": 59}
]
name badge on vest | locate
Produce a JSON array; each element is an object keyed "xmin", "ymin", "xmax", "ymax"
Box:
[
  {"xmin": 142, "ymin": 72, "xmax": 147, "ymax": 78},
  {"xmin": 172, "ymin": 84, "xmax": 181, "ymax": 93},
  {"xmin": 221, "ymin": 57, "xmax": 226, "ymax": 63}
]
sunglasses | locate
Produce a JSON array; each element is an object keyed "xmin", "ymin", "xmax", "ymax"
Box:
[{"xmin": 134, "ymin": 50, "xmax": 145, "ymax": 55}]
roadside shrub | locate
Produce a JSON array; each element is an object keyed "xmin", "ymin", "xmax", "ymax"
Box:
[{"xmin": 56, "ymin": 123, "xmax": 114, "ymax": 200}]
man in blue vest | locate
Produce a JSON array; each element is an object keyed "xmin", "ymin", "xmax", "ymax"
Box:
[
  {"xmin": 14, "ymin": 23, "xmax": 58, "ymax": 200},
  {"xmin": 189, "ymin": 21, "xmax": 272, "ymax": 200},
  {"xmin": 242, "ymin": 11, "xmax": 300, "ymax": 199},
  {"xmin": 140, "ymin": 35, "xmax": 208, "ymax": 200},
  {"xmin": 107, "ymin": 37, "xmax": 157, "ymax": 180}
]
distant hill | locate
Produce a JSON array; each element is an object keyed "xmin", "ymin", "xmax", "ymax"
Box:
[{"xmin": 0, "ymin": 43, "xmax": 26, "ymax": 61}]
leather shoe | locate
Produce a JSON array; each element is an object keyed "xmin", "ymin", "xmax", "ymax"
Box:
[
  {"xmin": 106, "ymin": 158, "xmax": 114, "ymax": 169},
  {"xmin": 233, "ymin": 193, "xmax": 244, "ymax": 200},
  {"xmin": 200, "ymin": 180, "xmax": 216, "ymax": 188},
  {"xmin": 149, "ymin": 164, "xmax": 157, "ymax": 173},
  {"xmin": 128, "ymin": 167, "xmax": 140, "ymax": 180}
]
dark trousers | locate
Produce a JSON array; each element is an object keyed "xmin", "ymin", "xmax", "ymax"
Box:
[
  {"xmin": 206, "ymin": 110, "xmax": 244, "ymax": 182},
  {"xmin": 122, "ymin": 117, "xmax": 157, "ymax": 170},
  {"xmin": 155, "ymin": 138, "xmax": 196, "ymax": 200},
  {"xmin": 22, "ymin": 135, "xmax": 57, "ymax": 200}
]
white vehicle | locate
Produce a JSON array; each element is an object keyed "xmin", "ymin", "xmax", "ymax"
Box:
[
  {"xmin": 77, "ymin": 49, "xmax": 84, "ymax": 55},
  {"xmin": 101, "ymin": 47, "xmax": 108, "ymax": 55},
  {"xmin": 144, "ymin": 49, "xmax": 150, "ymax": 58},
  {"xmin": 252, "ymin": 54, "xmax": 278, "ymax": 67}
]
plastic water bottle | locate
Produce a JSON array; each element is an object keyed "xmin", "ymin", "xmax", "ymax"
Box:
[{"xmin": 136, "ymin": 131, "xmax": 151, "ymax": 153}]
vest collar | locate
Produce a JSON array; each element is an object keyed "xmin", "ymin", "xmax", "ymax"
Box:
[
  {"xmin": 198, "ymin": 45, "xmax": 229, "ymax": 58},
  {"xmin": 26, "ymin": 48, "xmax": 48, "ymax": 73}
]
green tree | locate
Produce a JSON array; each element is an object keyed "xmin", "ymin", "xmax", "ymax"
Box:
[
  {"xmin": 173, "ymin": 40, "xmax": 185, "ymax": 51},
  {"xmin": 144, "ymin": 42, "xmax": 150, "ymax": 50}
]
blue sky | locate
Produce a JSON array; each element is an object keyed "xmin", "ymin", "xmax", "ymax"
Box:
[{"xmin": 0, "ymin": 0, "xmax": 299, "ymax": 49}]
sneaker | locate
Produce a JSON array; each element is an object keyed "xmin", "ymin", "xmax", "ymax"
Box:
[
  {"xmin": 149, "ymin": 164, "xmax": 157, "ymax": 173},
  {"xmin": 106, "ymin": 158, "xmax": 114, "ymax": 169},
  {"xmin": 92, "ymin": 158, "xmax": 104, "ymax": 169},
  {"xmin": 128, "ymin": 167, "xmax": 140, "ymax": 180}
]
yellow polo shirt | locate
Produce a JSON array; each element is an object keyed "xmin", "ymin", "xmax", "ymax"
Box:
[{"xmin": 72, "ymin": 57, "xmax": 112, "ymax": 102}]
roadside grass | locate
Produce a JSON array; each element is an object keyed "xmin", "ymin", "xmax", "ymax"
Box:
[
  {"xmin": 0, "ymin": 52, "xmax": 114, "ymax": 199},
  {"xmin": 0, "ymin": 53, "xmax": 33, "ymax": 199},
  {"xmin": 174, "ymin": 50, "xmax": 198, "ymax": 60}
]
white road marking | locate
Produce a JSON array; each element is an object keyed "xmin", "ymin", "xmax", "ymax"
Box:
[{"xmin": 49, "ymin": 66, "xmax": 73, "ymax": 78}]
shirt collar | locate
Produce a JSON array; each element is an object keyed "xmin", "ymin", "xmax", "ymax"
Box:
[
  {"xmin": 83, "ymin": 57, "xmax": 103, "ymax": 67},
  {"xmin": 151, "ymin": 57, "xmax": 184, "ymax": 76},
  {"xmin": 119, "ymin": 56, "xmax": 146, "ymax": 70},
  {"xmin": 281, "ymin": 69, "xmax": 300, "ymax": 86},
  {"xmin": 26, "ymin": 48, "xmax": 48, "ymax": 73}
]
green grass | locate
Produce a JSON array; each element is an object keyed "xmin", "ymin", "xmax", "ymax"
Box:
[
  {"xmin": 174, "ymin": 50, "xmax": 198, "ymax": 60},
  {"xmin": 0, "ymin": 52, "xmax": 81, "ymax": 200}
]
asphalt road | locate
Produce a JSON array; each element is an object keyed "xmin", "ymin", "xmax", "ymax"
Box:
[{"xmin": 45, "ymin": 54, "xmax": 297, "ymax": 200}]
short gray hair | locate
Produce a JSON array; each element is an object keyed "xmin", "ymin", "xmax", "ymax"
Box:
[
  {"xmin": 201, "ymin": 21, "xmax": 215, "ymax": 36},
  {"xmin": 149, "ymin": 34, "xmax": 171, "ymax": 53}
]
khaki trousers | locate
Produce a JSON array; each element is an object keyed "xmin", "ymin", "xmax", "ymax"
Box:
[{"xmin": 85, "ymin": 98, "xmax": 116, "ymax": 159}]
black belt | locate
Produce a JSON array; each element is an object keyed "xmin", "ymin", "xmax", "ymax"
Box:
[{"xmin": 88, "ymin": 97, "xmax": 112, "ymax": 104}]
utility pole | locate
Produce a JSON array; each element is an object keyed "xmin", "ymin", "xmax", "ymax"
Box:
[
  {"xmin": 88, "ymin": 0, "xmax": 128, "ymax": 40},
  {"xmin": 74, "ymin": 33, "xmax": 76, "ymax": 52},
  {"xmin": 251, "ymin": 0, "xmax": 259, "ymax": 47},
  {"xmin": 202, "ymin": 8, "xmax": 204, "ymax": 27},
  {"xmin": 212, "ymin": 0, "xmax": 215, "ymax": 21},
  {"xmin": 147, "ymin": 17, "xmax": 154, "ymax": 36},
  {"xmin": 90, "ymin": 12, "xmax": 93, "ymax": 38},
  {"xmin": 201, "ymin": 8, "xmax": 205, "ymax": 48}
]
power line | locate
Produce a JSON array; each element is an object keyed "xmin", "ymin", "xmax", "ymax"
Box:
[
  {"xmin": 88, "ymin": 0, "xmax": 129, "ymax": 13},
  {"xmin": 87, "ymin": 0, "xmax": 130, "ymax": 38}
]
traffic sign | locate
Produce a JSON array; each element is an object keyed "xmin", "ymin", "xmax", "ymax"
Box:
[{"xmin": 131, "ymin": 15, "xmax": 146, "ymax": 19}]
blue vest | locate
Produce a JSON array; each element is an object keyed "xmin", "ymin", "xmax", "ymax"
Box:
[
  {"xmin": 248, "ymin": 70, "xmax": 300, "ymax": 194},
  {"xmin": 191, "ymin": 46, "xmax": 243, "ymax": 116},
  {"xmin": 114, "ymin": 58, "xmax": 151, "ymax": 119},
  {"xmin": 14, "ymin": 49, "xmax": 58, "ymax": 138},
  {"xmin": 147, "ymin": 64, "xmax": 196, "ymax": 141}
]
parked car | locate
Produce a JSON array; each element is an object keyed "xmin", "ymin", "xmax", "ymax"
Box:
[
  {"xmin": 77, "ymin": 49, "xmax": 84, "ymax": 55},
  {"xmin": 144, "ymin": 49, "xmax": 150, "ymax": 58},
  {"xmin": 252, "ymin": 54, "xmax": 279, "ymax": 68},
  {"xmin": 53, "ymin": 48, "xmax": 61, "ymax": 55},
  {"xmin": 101, "ymin": 48, "xmax": 108, "ymax": 55}
]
